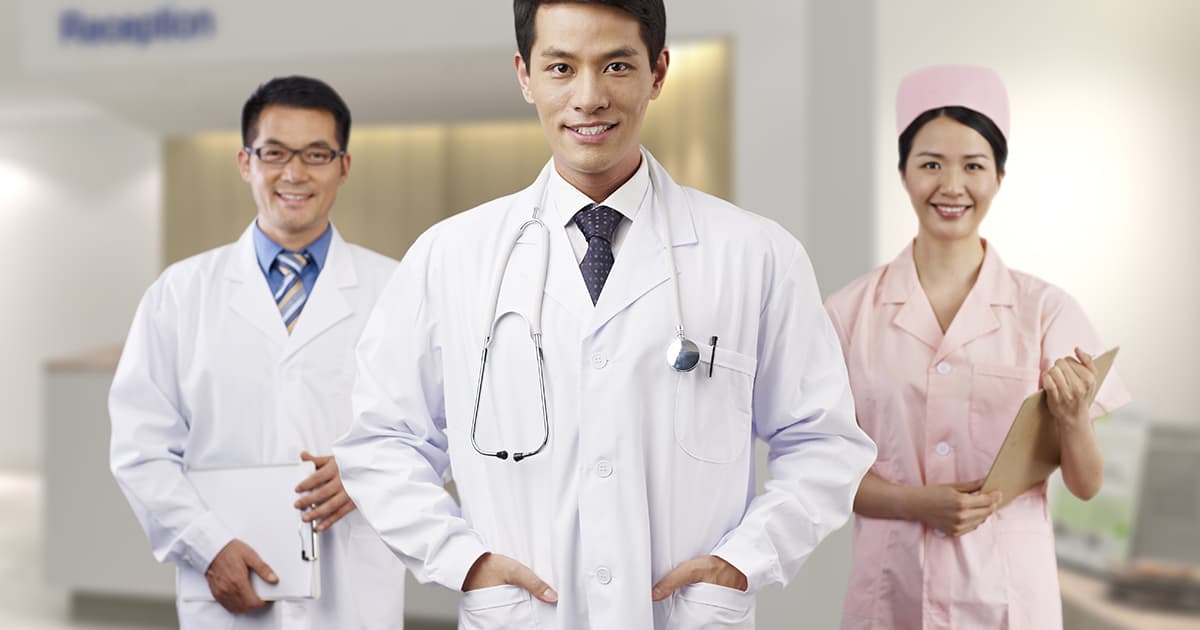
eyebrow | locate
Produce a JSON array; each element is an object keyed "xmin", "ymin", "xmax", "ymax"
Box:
[
  {"xmin": 262, "ymin": 138, "xmax": 336, "ymax": 150},
  {"xmin": 539, "ymin": 46, "xmax": 640, "ymax": 61},
  {"xmin": 914, "ymin": 151, "xmax": 992, "ymax": 161}
]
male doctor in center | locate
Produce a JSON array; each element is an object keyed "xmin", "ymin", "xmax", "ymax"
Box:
[{"xmin": 335, "ymin": 1, "xmax": 876, "ymax": 628}]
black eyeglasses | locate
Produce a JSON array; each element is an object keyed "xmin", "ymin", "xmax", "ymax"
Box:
[{"xmin": 244, "ymin": 142, "xmax": 345, "ymax": 166}]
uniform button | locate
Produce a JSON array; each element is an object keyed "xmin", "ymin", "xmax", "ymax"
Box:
[
  {"xmin": 591, "ymin": 352, "xmax": 607, "ymax": 369},
  {"xmin": 934, "ymin": 529, "xmax": 947, "ymax": 538},
  {"xmin": 936, "ymin": 362, "xmax": 951, "ymax": 375},
  {"xmin": 935, "ymin": 441, "xmax": 951, "ymax": 456},
  {"xmin": 596, "ymin": 459, "xmax": 613, "ymax": 478},
  {"xmin": 596, "ymin": 566, "xmax": 612, "ymax": 585}
]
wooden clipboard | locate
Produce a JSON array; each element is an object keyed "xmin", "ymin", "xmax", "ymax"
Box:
[{"xmin": 980, "ymin": 347, "xmax": 1119, "ymax": 508}]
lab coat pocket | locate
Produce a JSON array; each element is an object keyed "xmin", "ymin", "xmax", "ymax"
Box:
[
  {"xmin": 667, "ymin": 582, "xmax": 755, "ymax": 629},
  {"xmin": 968, "ymin": 363, "xmax": 1040, "ymax": 460},
  {"xmin": 459, "ymin": 584, "xmax": 539, "ymax": 630},
  {"xmin": 347, "ymin": 523, "xmax": 407, "ymax": 629},
  {"xmin": 674, "ymin": 347, "xmax": 756, "ymax": 464}
]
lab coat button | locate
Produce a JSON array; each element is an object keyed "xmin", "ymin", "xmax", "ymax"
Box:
[
  {"xmin": 936, "ymin": 362, "xmax": 951, "ymax": 375},
  {"xmin": 934, "ymin": 441, "xmax": 951, "ymax": 456},
  {"xmin": 596, "ymin": 459, "xmax": 613, "ymax": 478},
  {"xmin": 591, "ymin": 352, "xmax": 607, "ymax": 369},
  {"xmin": 596, "ymin": 566, "xmax": 612, "ymax": 585}
]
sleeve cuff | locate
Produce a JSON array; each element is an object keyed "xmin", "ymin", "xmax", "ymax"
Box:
[
  {"xmin": 711, "ymin": 532, "xmax": 782, "ymax": 594},
  {"xmin": 428, "ymin": 531, "xmax": 491, "ymax": 592},
  {"xmin": 179, "ymin": 511, "xmax": 236, "ymax": 572}
]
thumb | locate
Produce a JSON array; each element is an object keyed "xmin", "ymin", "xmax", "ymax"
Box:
[
  {"xmin": 300, "ymin": 451, "xmax": 315, "ymax": 462},
  {"xmin": 245, "ymin": 547, "xmax": 279, "ymax": 585},
  {"xmin": 951, "ymin": 478, "xmax": 985, "ymax": 493},
  {"xmin": 1075, "ymin": 347, "xmax": 1095, "ymax": 371},
  {"xmin": 509, "ymin": 562, "xmax": 557, "ymax": 604},
  {"xmin": 651, "ymin": 561, "xmax": 697, "ymax": 602}
]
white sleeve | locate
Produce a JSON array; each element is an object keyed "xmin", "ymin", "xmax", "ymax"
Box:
[
  {"xmin": 108, "ymin": 276, "xmax": 234, "ymax": 572},
  {"xmin": 711, "ymin": 240, "xmax": 877, "ymax": 591},
  {"xmin": 334, "ymin": 232, "xmax": 489, "ymax": 591}
]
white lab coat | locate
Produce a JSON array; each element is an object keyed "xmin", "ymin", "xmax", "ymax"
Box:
[
  {"xmin": 334, "ymin": 151, "xmax": 877, "ymax": 629},
  {"xmin": 110, "ymin": 224, "xmax": 407, "ymax": 630}
]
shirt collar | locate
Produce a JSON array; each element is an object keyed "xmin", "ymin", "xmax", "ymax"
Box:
[
  {"xmin": 548, "ymin": 155, "xmax": 650, "ymax": 228},
  {"xmin": 880, "ymin": 238, "xmax": 1017, "ymax": 306},
  {"xmin": 252, "ymin": 221, "xmax": 333, "ymax": 275}
]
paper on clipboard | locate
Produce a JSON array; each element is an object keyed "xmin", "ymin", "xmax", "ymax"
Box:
[
  {"xmin": 179, "ymin": 461, "xmax": 320, "ymax": 601},
  {"xmin": 981, "ymin": 347, "xmax": 1119, "ymax": 509}
]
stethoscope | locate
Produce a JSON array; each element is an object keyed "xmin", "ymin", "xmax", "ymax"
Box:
[{"xmin": 470, "ymin": 162, "xmax": 701, "ymax": 462}]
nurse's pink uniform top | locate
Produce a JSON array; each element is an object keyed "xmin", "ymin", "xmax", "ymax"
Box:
[{"xmin": 826, "ymin": 241, "xmax": 1130, "ymax": 630}]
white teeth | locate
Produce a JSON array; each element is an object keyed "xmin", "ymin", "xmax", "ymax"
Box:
[
  {"xmin": 935, "ymin": 205, "xmax": 967, "ymax": 216},
  {"xmin": 279, "ymin": 193, "xmax": 308, "ymax": 201},
  {"xmin": 573, "ymin": 125, "xmax": 612, "ymax": 136}
]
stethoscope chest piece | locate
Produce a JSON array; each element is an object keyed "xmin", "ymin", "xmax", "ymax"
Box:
[{"xmin": 667, "ymin": 335, "xmax": 701, "ymax": 372}]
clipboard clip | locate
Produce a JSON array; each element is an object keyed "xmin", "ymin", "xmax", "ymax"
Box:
[{"xmin": 298, "ymin": 522, "xmax": 318, "ymax": 562}]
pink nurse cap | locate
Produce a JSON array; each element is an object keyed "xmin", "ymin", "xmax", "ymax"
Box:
[{"xmin": 895, "ymin": 65, "xmax": 1010, "ymax": 139}]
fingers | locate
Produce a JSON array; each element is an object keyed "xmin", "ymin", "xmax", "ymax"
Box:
[
  {"xmin": 296, "ymin": 476, "xmax": 342, "ymax": 511},
  {"xmin": 295, "ymin": 458, "xmax": 337, "ymax": 494},
  {"xmin": 303, "ymin": 489, "xmax": 351, "ymax": 527},
  {"xmin": 315, "ymin": 499, "xmax": 356, "ymax": 532},
  {"xmin": 507, "ymin": 560, "xmax": 558, "ymax": 603},
  {"xmin": 299, "ymin": 451, "xmax": 332, "ymax": 466},
  {"xmin": 244, "ymin": 546, "xmax": 279, "ymax": 585},
  {"xmin": 960, "ymin": 489, "xmax": 1002, "ymax": 510},
  {"xmin": 651, "ymin": 558, "xmax": 705, "ymax": 601},
  {"xmin": 1075, "ymin": 347, "xmax": 1095, "ymax": 371},
  {"xmin": 949, "ymin": 479, "xmax": 984, "ymax": 493}
]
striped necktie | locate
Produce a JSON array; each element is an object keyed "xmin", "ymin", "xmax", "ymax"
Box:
[{"xmin": 274, "ymin": 251, "xmax": 310, "ymax": 334}]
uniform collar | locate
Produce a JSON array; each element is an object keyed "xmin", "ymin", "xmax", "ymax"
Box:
[
  {"xmin": 548, "ymin": 155, "xmax": 650, "ymax": 229},
  {"xmin": 252, "ymin": 220, "xmax": 332, "ymax": 274},
  {"xmin": 880, "ymin": 238, "xmax": 1017, "ymax": 306}
]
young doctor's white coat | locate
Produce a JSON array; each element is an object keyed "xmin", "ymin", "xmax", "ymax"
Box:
[
  {"xmin": 109, "ymin": 225, "xmax": 407, "ymax": 630},
  {"xmin": 335, "ymin": 152, "xmax": 877, "ymax": 629}
]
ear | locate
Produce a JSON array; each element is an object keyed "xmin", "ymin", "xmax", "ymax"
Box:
[
  {"xmin": 996, "ymin": 168, "xmax": 1005, "ymax": 187},
  {"xmin": 515, "ymin": 52, "xmax": 534, "ymax": 104},
  {"xmin": 649, "ymin": 47, "xmax": 670, "ymax": 100},
  {"xmin": 237, "ymin": 148, "xmax": 252, "ymax": 182},
  {"xmin": 338, "ymin": 152, "xmax": 351, "ymax": 185}
]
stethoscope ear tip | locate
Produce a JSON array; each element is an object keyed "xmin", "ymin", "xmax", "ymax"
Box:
[{"xmin": 496, "ymin": 451, "xmax": 510, "ymax": 460}]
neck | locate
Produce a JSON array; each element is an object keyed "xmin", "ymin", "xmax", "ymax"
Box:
[
  {"xmin": 911, "ymin": 233, "xmax": 985, "ymax": 290},
  {"xmin": 258, "ymin": 219, "xmax": 327, "ymax": 252},
  {"xmin": 555, "ymin": 152, "xmax": 642, "ymax": 202}
]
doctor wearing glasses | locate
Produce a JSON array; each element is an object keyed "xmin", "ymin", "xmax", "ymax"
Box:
[{"xmin": 334, "ymin": 1, "xmax": 874, "ymax": 628}]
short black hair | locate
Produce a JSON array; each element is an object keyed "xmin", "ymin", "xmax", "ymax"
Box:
[
  {"xmin": 897, "ymin": 105, "xmax": 1008, "ymax": 174},
  {"xmin": 898, "ymin": 106, "xmax": 1007, "ymax": 174},
  {"xmin": 514, "ymin": 0, "xmax": 666, "ymax": 67},
  {"xmin": 241, "ymin": 76, "xmax": 351, "ymax": 151}
]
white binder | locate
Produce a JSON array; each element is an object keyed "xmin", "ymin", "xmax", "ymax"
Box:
[{"xmin": 180, "ymin": 461, "xmax": 320, "ymax": 601}]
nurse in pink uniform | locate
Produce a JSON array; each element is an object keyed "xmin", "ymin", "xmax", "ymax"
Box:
[{"xmin": 826, "ymin": 65, "xmax": 1131, "ymax": 630}]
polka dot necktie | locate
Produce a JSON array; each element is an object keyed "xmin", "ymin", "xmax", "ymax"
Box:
[
  {"xmin": 573, "ymin": 203, "xmax": 622, "ymax": 305},
  {"xmin": 274, "ymin": 251, "xmax": 311, "ymax": 334}
]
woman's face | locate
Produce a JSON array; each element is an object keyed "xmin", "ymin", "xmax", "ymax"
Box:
[{"xmin": 901, "ymin": 115, "xmax": 1003, "ymax": 244}]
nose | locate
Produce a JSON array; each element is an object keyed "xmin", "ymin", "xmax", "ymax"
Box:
[
  {"xmin": 572, "ymin": 69, "xmax": 609, "ymax": 114},
  {"xmin": 280, "ymin": 155, "xmax": 310, "ymax": 182},
  {"xmin": 939, "ymin": 168, "xmax": 966, "ymax": 196}
]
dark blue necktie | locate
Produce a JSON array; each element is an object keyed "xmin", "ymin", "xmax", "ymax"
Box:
[{"xmin": 574, "ymin": 204, "xmax": 622, "ymax": 304}]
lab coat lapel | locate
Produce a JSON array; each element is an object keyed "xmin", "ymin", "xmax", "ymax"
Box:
[
  {"xmin": 514, "ymin": 161, "xmax": 594, "ymax": 321},
  {"xmin": 884, "ymin": 243, "xmax": 943, "ymax": 351},
  {"xmin": 585, "ymin": 152, "xmax": 696, "ymax": 338},
  {"xmin": 226, "ymin": 224, "xmax": 289, "ymax": 344},
  {"xmin": 932, "ymin": 243, "xmax": 1013, "ymax": 364},
  {"xmin": 283, "ymin": 226, "xmax": 355, "ymax": 360}
]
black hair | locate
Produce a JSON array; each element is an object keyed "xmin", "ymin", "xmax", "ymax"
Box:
[
  {"xmin": 898, "ymin": 106, "xmax": 1007, "ymax": 174},
  {"xmin": 514, "ymin": 0, "xmax": 666, "ymax": 68},
  {"xmin": 241, "ymin": 76, "xmax": 351, "ymax": 150}
]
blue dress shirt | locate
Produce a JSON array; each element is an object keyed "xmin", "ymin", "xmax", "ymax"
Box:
[{"xmin": 252, "ymin": 221, "xmax": 332, "ymax": 298}]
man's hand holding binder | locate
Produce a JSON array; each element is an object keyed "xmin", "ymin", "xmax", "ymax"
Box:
[
  {"xmin": 206, "ymin": 539, "xmax": 278, "ymax": 614},
  {"xmin": 294, "ymin": 451, "xmax": 357, "ymax": 532}
]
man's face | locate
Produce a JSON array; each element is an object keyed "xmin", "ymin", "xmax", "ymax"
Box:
[
  {"xmin": 237, "ymin": 105, "xmax": 350, "ymax": 248},
  {"xmin": 516, "ymin": 3, "xmax": 668, "ymax": 194}
]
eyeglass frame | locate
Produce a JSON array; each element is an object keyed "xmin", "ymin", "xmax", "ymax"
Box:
[{"xmin": 242, "ymin": 142, "xmax": 347, "ymax": 166}]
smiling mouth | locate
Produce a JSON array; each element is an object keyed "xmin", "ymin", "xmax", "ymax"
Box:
[
  {"xmin": 933, "ymin": 204, "xmax": 969, "ymax": 218},
  {"xmin": 276, "ymin": 192, "xmax": 313, "ymax": 202},
  {"xmin": 568, "ymin": 123, "xmax": 616, "ymax": 136}
]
